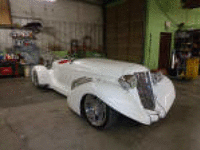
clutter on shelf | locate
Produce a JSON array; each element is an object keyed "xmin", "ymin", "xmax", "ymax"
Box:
[{"xmin": 0, "ymin": 22, "xmax": 43, "ymax": 77}]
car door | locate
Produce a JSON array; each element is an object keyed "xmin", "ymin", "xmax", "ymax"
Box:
[
  {"xmin": 59, "ymin": 62, "xmax": 73, "ymax": 91},
  {"xmin": 62, "ymin": 62, "xmax": 92, "ymax": 91},
  {"xmin": 61, "ymin": 63, "xmax": 82, "ymax": 91},
  {"xmin": 52, "ymin": 60, "xmax": 71, "ymax": 95}
]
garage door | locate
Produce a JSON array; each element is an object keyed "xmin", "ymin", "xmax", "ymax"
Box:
[{"xmin": 106, "ymin": 0, "xmax": 145, "ymax": 63}]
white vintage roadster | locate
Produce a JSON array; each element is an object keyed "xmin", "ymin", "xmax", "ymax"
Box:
[{"xmin": 32, "ymin": 58, "xmax": 176, "ymax": 128}]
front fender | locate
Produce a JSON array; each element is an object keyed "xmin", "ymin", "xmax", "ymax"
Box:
[
  {"xmin": 68, "ymin": 81, "xmax": 151, "ymax": 125},
  {"xmin": 153, "ymin": 76, "xmax": 176, "ymax": 115},
  {"xmin": 32, "ymin": 65, "xmax": 50, "ymax": 85}
]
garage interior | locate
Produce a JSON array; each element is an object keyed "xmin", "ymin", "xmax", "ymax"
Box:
[{"xmin": 1, "ymin": 0, "xmax": 200, "ymax": 150}]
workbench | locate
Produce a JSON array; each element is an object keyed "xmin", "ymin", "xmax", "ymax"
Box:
[{"xmin": 0, "ymin": 59, "xmax": 24, "ymax": 77}]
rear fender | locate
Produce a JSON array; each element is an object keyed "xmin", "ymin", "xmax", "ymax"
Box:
[
  {"xmin": 68, "ymin": 81, "xmax": 151, "ymax": 125},
  {"xmin": 32, "ymin": 65, "xmax": 50, "ymax": 85}
]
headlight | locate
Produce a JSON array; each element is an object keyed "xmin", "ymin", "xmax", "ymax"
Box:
[
  {"xmin": 118, "ymin": 75, "xmax": 137, "ymax": 90},
  {"xmin": 151, "ymin": 71, "xmax": 163, "ymax": 85}
]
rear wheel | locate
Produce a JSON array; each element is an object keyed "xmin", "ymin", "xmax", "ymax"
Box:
[
  {"xmin": 83, "ymin": 95, "xmax": 118, "ymax": 129},
  {"xmin": 32, "ymin": 70, "xmax": 48, "ymax": 89},
  {"xmin": 32, "ymin": 70, "xmax": 39, "ymax": 87}
]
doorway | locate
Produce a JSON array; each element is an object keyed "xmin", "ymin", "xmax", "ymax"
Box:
[{"xmin": 158, "ymin": 32, "xmax": 172, "ymax": 70}]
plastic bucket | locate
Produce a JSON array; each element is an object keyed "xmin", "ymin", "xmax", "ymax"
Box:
[{"xmin": 24, "ymin": 65, "xmax": 30, "ymax": 77}]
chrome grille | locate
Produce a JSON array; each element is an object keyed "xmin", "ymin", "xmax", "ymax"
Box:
[{"xmin": 134, "ymin": 72, "xmax": 155, "ymax": 110}]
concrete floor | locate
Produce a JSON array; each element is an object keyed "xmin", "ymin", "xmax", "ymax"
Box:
[{"xmin": 0, "ymin": 77, "xmax": 200, "ymax": 150}]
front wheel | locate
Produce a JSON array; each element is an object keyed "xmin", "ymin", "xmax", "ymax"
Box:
[{"xmin": 83, "ymin": 95, "xmax": 118, "ymax": 129}]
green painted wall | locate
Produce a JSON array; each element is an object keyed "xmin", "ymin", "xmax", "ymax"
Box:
[{"xmin": 144, "ymin": 0, "xmax": 200, "ymax": 69}]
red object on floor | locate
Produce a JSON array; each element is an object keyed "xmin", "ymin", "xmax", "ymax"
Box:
[{"xmin": 0, "ymin": 67, "xmax": 13, "ymax": 75}]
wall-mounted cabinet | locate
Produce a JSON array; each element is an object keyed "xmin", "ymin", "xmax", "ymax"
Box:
[{"xmin": 182, "ymin": 0, "xmax": 200, "ymax": 9}]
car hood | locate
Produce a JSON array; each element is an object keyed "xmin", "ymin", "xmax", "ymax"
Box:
[{"xmin": 73, "ymin": 58, "xmax": 149, "ymax": 78}]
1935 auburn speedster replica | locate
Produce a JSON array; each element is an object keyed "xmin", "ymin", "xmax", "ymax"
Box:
[{"xmin": 32, "ymin": 58, "xmax": 176, "ymax": 128}]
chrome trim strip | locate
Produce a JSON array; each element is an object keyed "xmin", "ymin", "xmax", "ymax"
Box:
[
  {"xmin": 134, "ymin": 71, "xmax": 155, "ymax": 110},
  {"xmin": 71, "ymin": 76, "xmax": 92, "ymax": 90}
]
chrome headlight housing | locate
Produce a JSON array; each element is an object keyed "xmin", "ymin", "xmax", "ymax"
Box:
[
  {"xmin": 151, "ymin": 71, "xmax": 163, "ymax": 85},
  {"xmin": 118, "ymin": 75, "xmax": 137, "ymax": 90}
]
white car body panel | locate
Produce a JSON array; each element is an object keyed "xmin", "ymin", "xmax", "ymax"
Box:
[{"xmin": 32, "ymin": 58, "xmax": 176, "ymax": 125}]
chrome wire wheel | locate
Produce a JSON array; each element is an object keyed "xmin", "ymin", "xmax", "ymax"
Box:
[{"xmin": 84, "ymin": 95, "xmax": 107, "ymax": 127}]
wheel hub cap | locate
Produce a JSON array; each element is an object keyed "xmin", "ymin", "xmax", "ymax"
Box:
[{"xmin": 84, "ymin": 96, "xmax": 106, "ymax": 126}]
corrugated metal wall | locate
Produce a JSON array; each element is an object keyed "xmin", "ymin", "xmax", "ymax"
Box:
[{"xmin": 0, "ymin": 0, "xmax": 103, "ymax": 55}]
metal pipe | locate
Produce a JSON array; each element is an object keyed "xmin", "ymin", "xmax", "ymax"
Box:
[{"xmin": 171, "ymin": 50, "xmax": 176, "ymax": 69}]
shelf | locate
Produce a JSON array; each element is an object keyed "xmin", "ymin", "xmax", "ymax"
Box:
[
  {"xmin": 12, "ymin": 37, "xmax": 37, "ymax": 40},
  {"xmin": 0, "ymin": 24, "xmax": 32, "ymax": 30}
]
